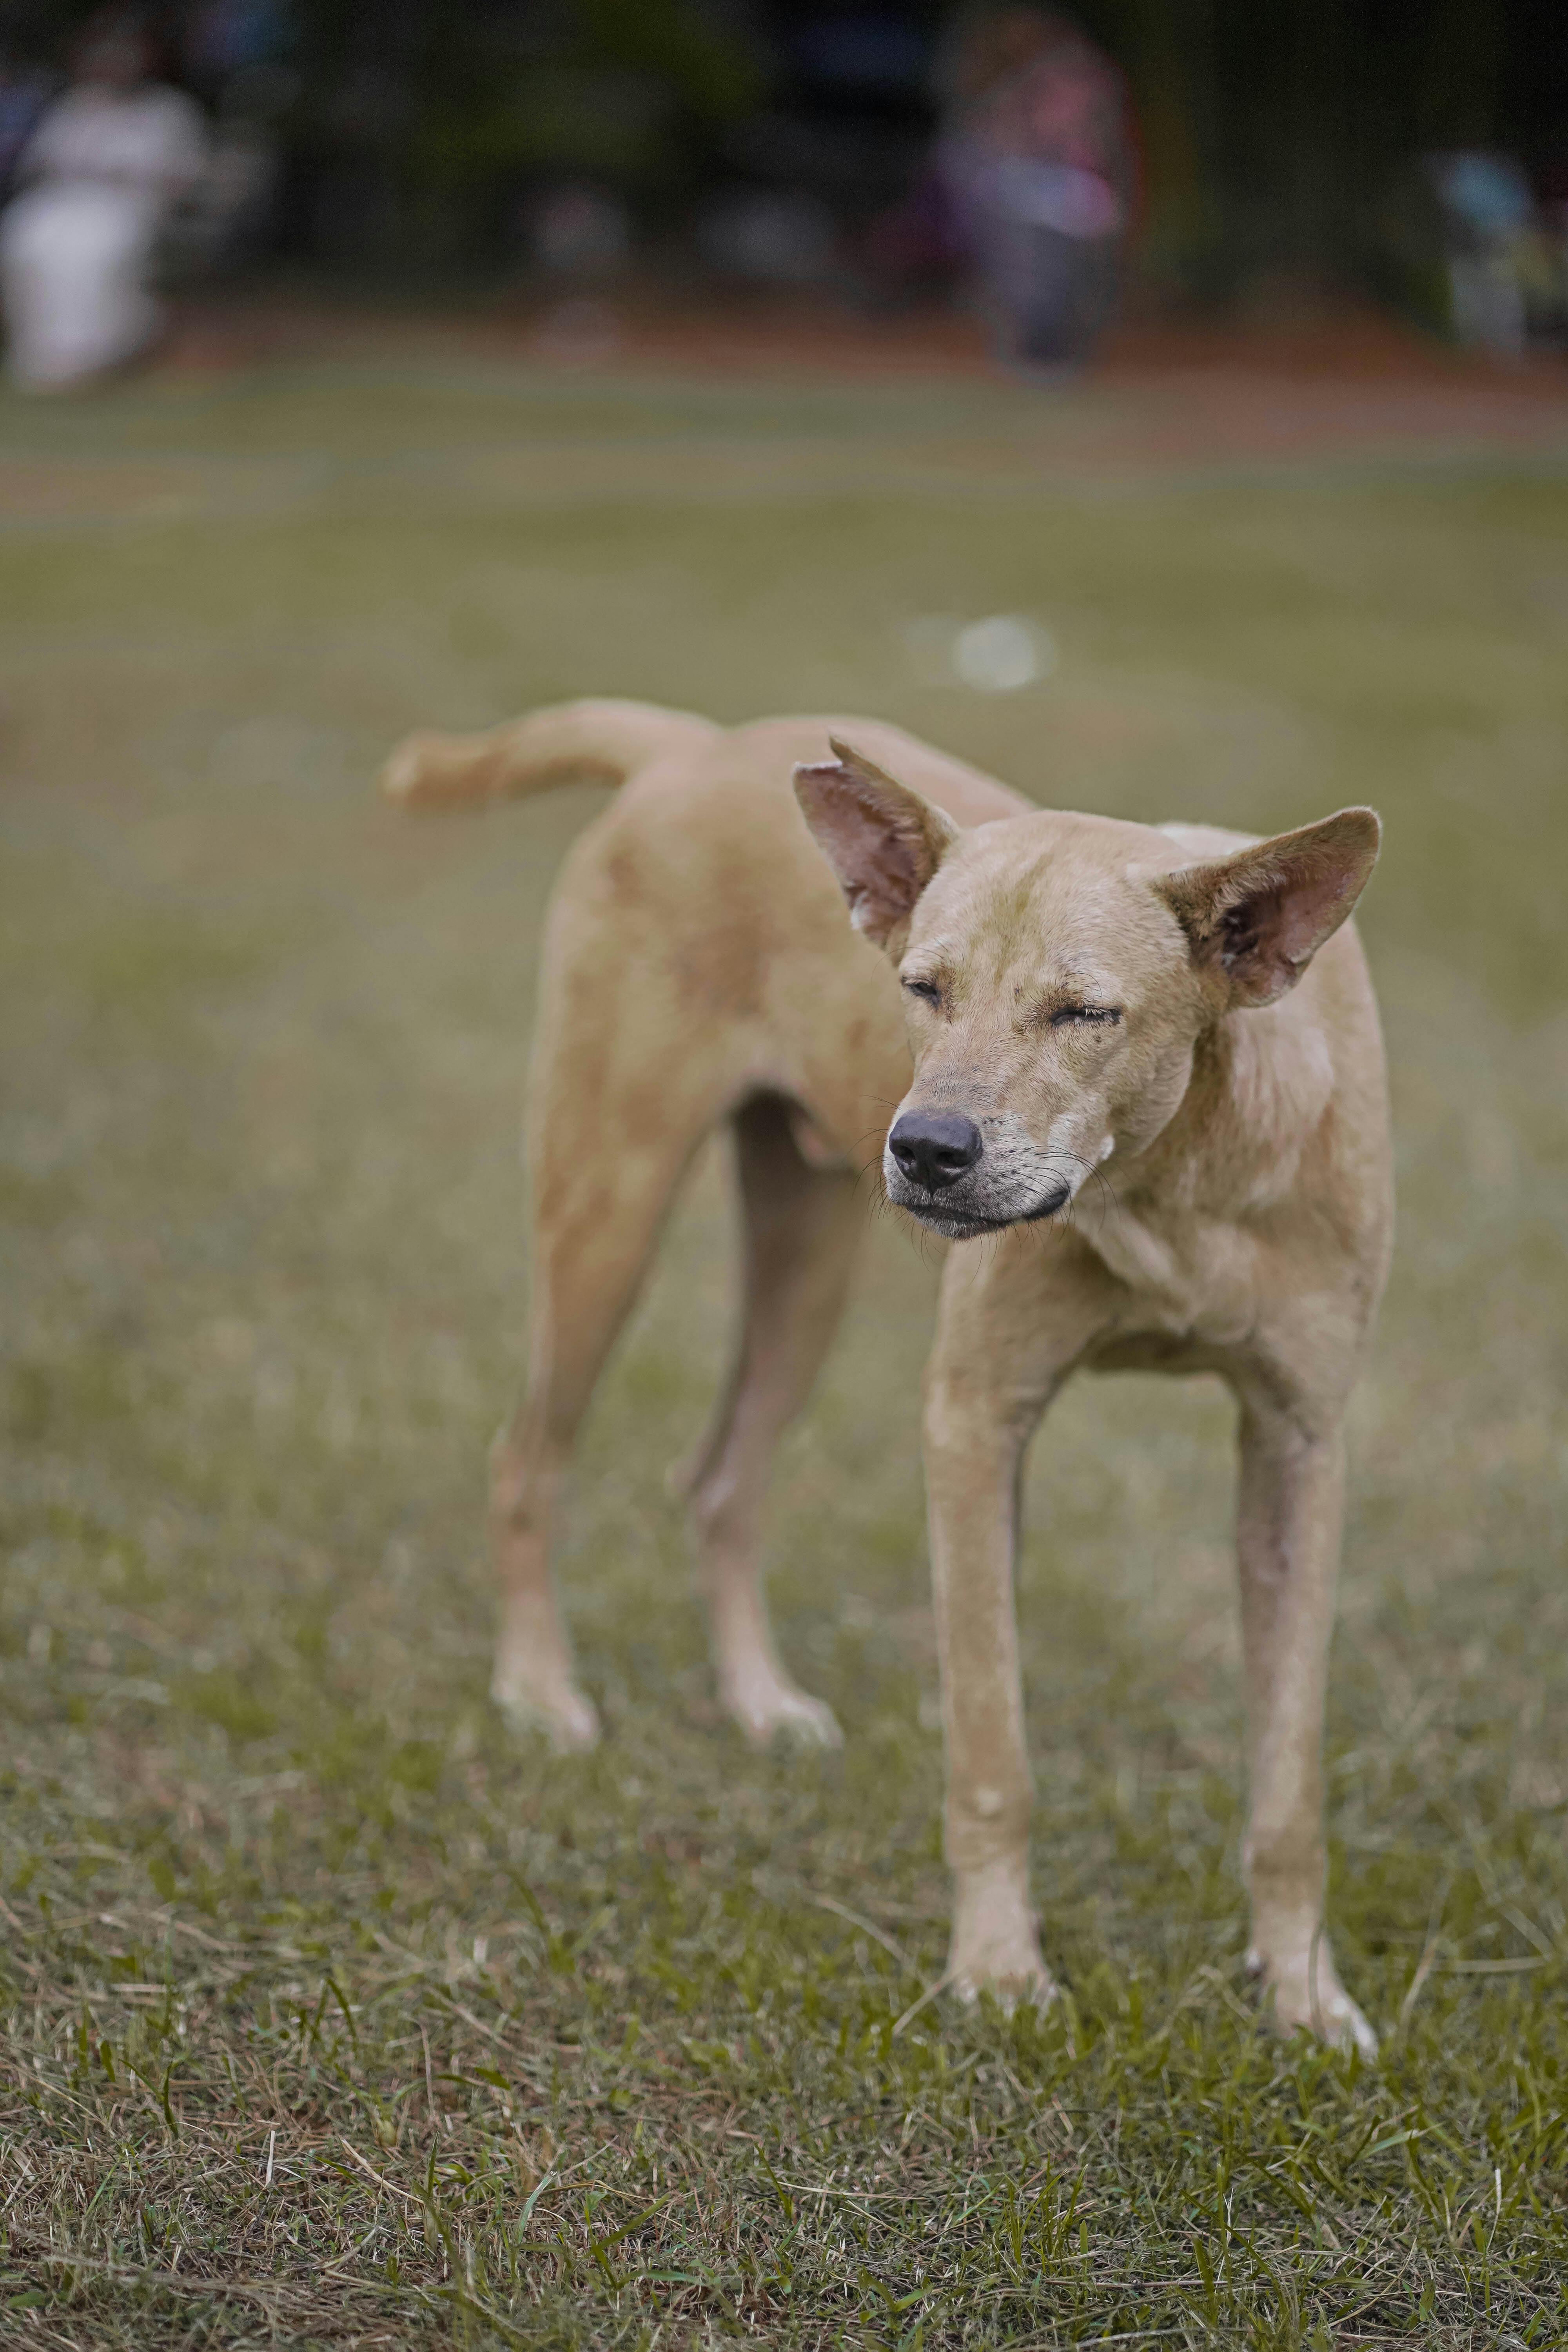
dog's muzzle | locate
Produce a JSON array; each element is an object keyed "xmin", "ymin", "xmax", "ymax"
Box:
[{"xmin": 884, "ymin": 1111, "xmax": 1071, "ymax": 1237}]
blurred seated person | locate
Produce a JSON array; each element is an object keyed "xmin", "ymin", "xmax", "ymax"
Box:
[
  {"xmin": 1, "ymin": 9, "xmax": 205, "ymax": 390},
  {"xmin": 935, "ymin": 4, "xmax": 1135, "ymax": 367}
]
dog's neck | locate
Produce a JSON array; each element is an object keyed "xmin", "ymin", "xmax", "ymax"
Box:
[{"xmin": 1119, "ymin": 993, "xmax": 1336, "ymax": 1226}]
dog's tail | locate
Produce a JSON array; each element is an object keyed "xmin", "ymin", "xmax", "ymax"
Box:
[{"xmin": 379, "ymin": 698, "xmax": 717, "ymax": 813}]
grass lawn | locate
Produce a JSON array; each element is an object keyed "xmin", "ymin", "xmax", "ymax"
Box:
[{"xmin": 2, "ymin": 353, "xmax": 1567, "ymax": 2348}]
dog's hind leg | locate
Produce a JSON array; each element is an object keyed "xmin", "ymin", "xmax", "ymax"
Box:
[
  {"xmin": 489, "ymin": 1037, "xmax": 705, "ymax": 1751},
  {"xmin": 679, "ymin": 1092, "xmax": 861, "ymax": 1748}
]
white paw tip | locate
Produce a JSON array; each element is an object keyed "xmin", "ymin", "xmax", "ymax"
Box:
[
  {"xmin": 732, "ymin": 1688, "xmax": 844, "ymax": 1750},
  {"xmin": 492, "ymin": 1687, "xmax": 601, "ymax": 1755},
  {"xmin": 1262, "ymin": 1977, "xmax": 1379, "ymax": 2059},
  {"xmin": 950, "ymin": 1968, "xmax": 1058, "ymax": 2017},
  {"xmin": 1339, "ymin": 2006, "xmax": 1379, "ymax": 2061}
]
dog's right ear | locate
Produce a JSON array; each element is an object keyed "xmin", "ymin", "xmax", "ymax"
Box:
[{"xmin": 793, "ymin": 739, "xmax": 958, "ymax": 953}]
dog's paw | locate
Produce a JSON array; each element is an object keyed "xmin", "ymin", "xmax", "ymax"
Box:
[
  {"xmin": 730, "ymin": 1680, "xmax": 843, "ymax": 1751},
  {"xmin": 949, "ymin": 1953, "xmax": 1057, "ymax": 2015},
  {"xmin": 1248, "ymin": 1944, "xmax": 1377, "ymax": 2058},
  {"xmin": 947, "ymin": 1859, "xmax": 1056, "ymax": 2014},
  {"xmin": 491, "ymin": 1674, "xmax": 601, "ymax": 1755}
]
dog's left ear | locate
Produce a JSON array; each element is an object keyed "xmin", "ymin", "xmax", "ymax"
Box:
[
  {"xmin": 793, "ymin": 738, "xmax": 959, "ymax": 953},
  {"xmin": 1157, "ymin": 808, "xmax": 1381, "ymax": 1010}
]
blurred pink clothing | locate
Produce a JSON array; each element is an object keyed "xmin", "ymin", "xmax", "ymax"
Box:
[{"xmin": 2, "ymin": 81, "xmax": 205, "ymax": 387}]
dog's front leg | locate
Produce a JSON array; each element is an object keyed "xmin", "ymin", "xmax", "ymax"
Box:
[
  {"xmin": 923, "ymin": 1243, "xmax": 1109, "ymax": 2009},
  {"xmin": 1235, "ymin": 1396, "xmax": 1376, "ymax": 2056}
]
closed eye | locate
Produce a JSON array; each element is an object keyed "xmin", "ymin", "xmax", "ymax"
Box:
[
  {"xmin": 1049, "ymin": 1004, "xmax": 1122, "ymax": 1027},
  {"xmin": 902, "ymin": 978, "xmax": 942, "ymax": 1005}
]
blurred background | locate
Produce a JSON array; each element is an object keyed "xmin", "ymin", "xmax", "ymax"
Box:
[{"xmin": 2, "ymin": 0, "xmax": 1568, "ymax": 377}]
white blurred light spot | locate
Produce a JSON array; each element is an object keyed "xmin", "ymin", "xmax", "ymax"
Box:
[{"xmin": 953, "ymin": 614, "xmax": 1054, "ymax": 692}]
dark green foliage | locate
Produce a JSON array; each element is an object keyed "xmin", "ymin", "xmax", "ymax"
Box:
[
  {"xmin": 12, "ymin": 1, "xmax": 1563, "ymax": 294},
  {"xmin": 1076, "ymin": 0, "xmax": 1563, "ymax": 299}
]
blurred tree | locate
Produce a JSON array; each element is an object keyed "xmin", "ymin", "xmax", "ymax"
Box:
[
  {"xmin": 283, "ymin": 0, "xmax": 761, "ymax": 267},
  {"xmin": 4, "ymin": 0, "xmax": 1564, "ymax": 299},
  {"xmin": 1072, "ymin": 0, "xmax": 1567, "ymax": 303}
]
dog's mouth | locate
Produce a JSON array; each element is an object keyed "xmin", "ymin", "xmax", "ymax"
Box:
[{"xmin": 891, "ymin": 1179, "xmax": 1073, "ymax": 1239}]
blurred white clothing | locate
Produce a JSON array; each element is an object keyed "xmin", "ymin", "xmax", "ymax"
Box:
[{"xmin": 1, "ymin": 83, "xmax": 206, "ymax": 388}]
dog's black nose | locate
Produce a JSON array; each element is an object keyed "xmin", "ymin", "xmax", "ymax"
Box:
[{"xmin": 888, "ymin": 1111, "xmax": 983, "ymax": 1191}]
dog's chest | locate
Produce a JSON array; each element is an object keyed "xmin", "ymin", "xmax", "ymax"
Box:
[{"xmin": 1085, "ymin": 1207, "xmax": 1257, "ymax": 1346}]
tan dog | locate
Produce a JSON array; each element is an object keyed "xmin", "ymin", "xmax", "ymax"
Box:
[{"xmin": 383, "ymin": 698, "xmax": 1390, "ymax": 2053}]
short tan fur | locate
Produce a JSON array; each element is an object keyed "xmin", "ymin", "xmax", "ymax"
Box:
[{"xmin": 383, "ymin": 698, "xmax": 1391, "ymax": 2053}]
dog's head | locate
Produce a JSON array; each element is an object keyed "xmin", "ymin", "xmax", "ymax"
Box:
[{"xmin": 795, "ymin": 740, "xmax": 1380, "ymax": 1239}]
